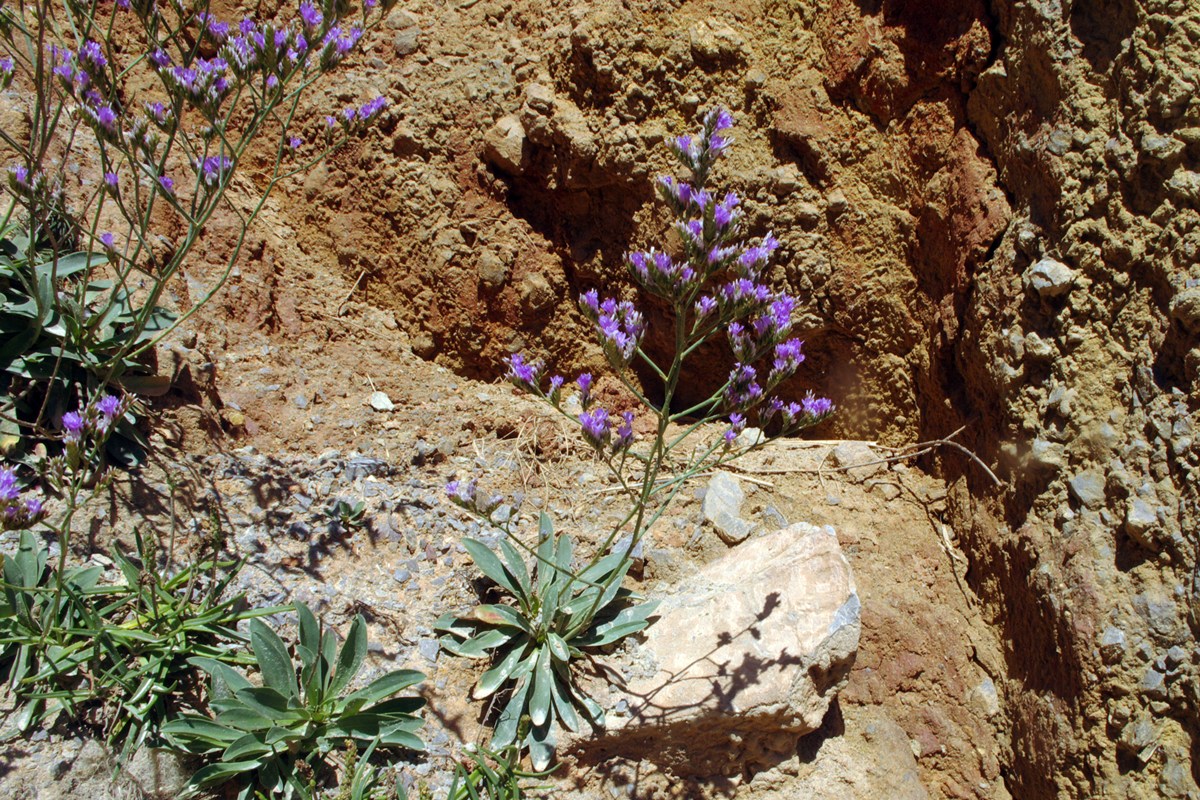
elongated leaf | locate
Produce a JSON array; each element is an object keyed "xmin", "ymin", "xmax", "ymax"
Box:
[
  {"xmin": 491, "ymin": 677, "xmax": 530, "ymax": 750},
  {"xmin": 498, "ymin": 539, "xmax": 532, "ymax": 602},
  {"xmin": 161, "ymin": 716, "xmax": 243, "ymax": 750},
  {"xmin": 248, "ymin": 618, "xmax": 299, "ymax": 700},
  {"xmin": 296, "ymin": 602, "xmax": 320, "ymax": 655},
  {"xmin": 189, "ymin": 656, "xmax": 253, "ymax": 695},
  {"xmin": 525, "ymin": 718, "xmax": 556, "ymax": 772},
  {"xmin": 471, "ymin": 604, "xmax": 530, "ymax": 632},
  {"xmin": 528, "ymin": 645, "xmax": 552, "ymax": 727},
  {"xmin": 328, "ymin": 615, "xmax": 367, "ymax": 698},
  {"xmin": 440, "ymin": 627, "xmax": 517, "ymax": 659},
  {"xmin": 214, "ymin": 706, "xmax": 275, "ymax": 732},
  {"xmin": 343, "ymin": 668, "xmax": 425, "ymax": 710},
  {"xmin": 548, "ymin": 663, "xmax": 580, "ymax": 733},
  {"xmin": 473, "ymin": 640, "xmax": 530, "ymax": 700},
  {"xmin": 462, "ymin": 538, "xmax": 520, "ymax": 596},
  {"xmin": 184, "ymin": 759, "xmax": 263, "ymax": 791},
  {"xmin": 222, "ymin": 732, "xmax": 273, "ymax": 761},
  {"xmin": 232, "ymin": 686, "xmax": 299, "ymax": 720},
  {"xmin": 546, "ymin": 632, "xmax": 570, "ymax": 664}
]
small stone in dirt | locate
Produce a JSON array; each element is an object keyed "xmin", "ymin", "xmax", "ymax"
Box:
[
  {"xmin": 1067, "ymin": 470, "xmax": 1106, "ymax": 509},
  {"xmin": 483, "ymin": 115, "xmax": 528, "ymax": 175},
  {"xmin": 832, "ymin": 441, "xmax": 881, "ymax": 480},
  {"xmin": 418, "ymin": 638, "xmax": 440, "ymax": 663},
  {"xmin": 702, "ymin": 471, "xmax": 757, "ymax": 544},
  {"xmin": 1099, "ymin": 626, "xmax": 1126, "ymax": 663},
  {"xmin": 292, "ymin": 394, "xmax": 309, "ymax": 409},
  {"xmin": 1024, "ymin": 257, "xmax": 1075, "ymax": 298},
  {"xmin": 393, "ymin": 27, "xmax": 420, "ymax": 56},
  {"xmin": 369, "ymin": 391, "xmax": 395, "ymax": 412},
  {"xmin": 394, "ymin": 568, "xmax": 411, "ymax": 583}
]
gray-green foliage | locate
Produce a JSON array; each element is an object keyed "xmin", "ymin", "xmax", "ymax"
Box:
[
  {"xmin": 435, "ymin": 513, "xmax": 657, "ymax": 770},
  {"xmin": 0, "ymin": 225, "xmax": 171, "ymax": 463},
  {"xmin": 0, "ymin": 528, "xmax": 269, "ymax": 754},
  {"xmin": 163, "ymin": 602, "xmax": 426, "ymax": 800}
]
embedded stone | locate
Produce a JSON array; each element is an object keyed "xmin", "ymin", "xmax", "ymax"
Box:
[
  {"xmin": 1067, "ymin": 470, "xmax": 1105, "ymax": 509},
  {"xmin": 1169, "ymin": 287, "xmax": 1200, "ymax": 334},
  {"xmin": 482, "ymin": 115, "xmax": 528, "ymax": 175},
  {"xmin": 701, "ymin": 470, "xmax": 757, "ymax": 543},
  {"xmin": 568, "ymin": 523, "xmax": 859, "ymax": 772},
  {"xmin": 1024, "ymin": 257, "xmax": 1076, "ymax": 298}
]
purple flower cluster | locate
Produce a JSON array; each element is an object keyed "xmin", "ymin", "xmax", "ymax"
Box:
[
  {"xmin": 445, "ymin": 477, "xmax": 503, "ymax": 516},
  {"xmin": 580, "ymin": 290, "xmax": 645, "ymax": 366},
  {"xmin": 0, "ymin": 467, "xmax": 46, "ymax": 532},
  {"xmin": 504, "ymin": 353, "xmax": 543, "ymax": 390},
  {"xmin": 61, "ymin": 394, "xmax": 128, "ymax": 445},
  {"xmin": 194, "ymin": 154, "xmax": 234, "ymax": 187},
  {"xmin": 0, "ymin": 55, "xmax": 14, "ymax": 90},
  {"xmin": 319, "ymin": 25, "xmax": 363, "ymax": 69}
]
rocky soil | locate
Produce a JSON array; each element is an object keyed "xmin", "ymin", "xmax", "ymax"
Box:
[{"xmin": 3, "ymin": 0, "xmax": 1200, "ymax": 797}]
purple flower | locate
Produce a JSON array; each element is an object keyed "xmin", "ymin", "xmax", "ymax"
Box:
[
  {"xmin": 90, "ymin": 102, "xmax": 119, "ymax": 134},
  {"xmin": 99, "ymin": 231, "xmax": 115, "ymax": 250},
  {"xmin": 548, "ymin": 375, "xmax": 565, "ymax": 402},
  {"xmin": 116, "ymin": 0, "xmax": 129, "ymax": 8},
  {"xmin": 614, "ymin": 411, "xmax": 635, "ymax": 451},
  {"xmin": 365, "ymin": 0, "xmax": 379, "ymax": 7},
  {"xmin": 299, "ymin": 2, "xmax": 323, "ymax": 30},
  {"xmin": 724, "ymin": 364, "xmax": 763, "ymax": 410},
  {"xmin": 79, "ymin": 40, "xmax": 107, "ymax": 70},
  {"xmin": 62, "ymin": 411, "xmax": 85, "ymax": 442},
  {"xmin": 288, "ymin": 135, "xmax": 303, "ymax": 150},
  {"xmin": 95, "ymin": 394, "xmax": 122, "ymax": 421},
  {"xmin": 504, "ymin": 353, "xmax": 541, "ymax": 390},
  {"xmin": 576, "ymin": 373, "xmax": 593, "ymax": 407},
  {"xmin": 801, "ymin": 392, "xmax": 834, "ymax": 419},
  {"xmin": 595, "ymin": 298, "xmax": 644, "ymax": 364},
  {"xmin": 713, "ymin": 191, "xmax": 739, "ymax": 230},
  {"xmin": 694, "ymin": 295, "xmax": 717, "ymax": 319},
  {"xmin": 145, "ymin": 100, "xmax": 170, "ymax": 125},
  {"xmin": 158, "ymin": 174, "xmax": 175, "ymax": 195},
  {"xmin": 149, "ymin": 49, "xmax": 171, "ymax": 69},
  {"xmin": 579, "ymin": 408, "xmax": 611, "ymax": 450},
  {"xmin": 199, "ymin": 13, "xmax": 230, "ymax": 42},
  {"xmin": 0, "ymin": 466, "xmax": 18, "ymax": 503},
  {"xmin": 266, "ymin": 74, "xmax": 279, "ymax": 89},
  {"xmin": 342, "ymin": 106, "xmax": 357, "ymax": 122},
  {"xmin": 446, "ymin": 478, "xmax": 477, "ymax": 505},
  {"xmin": 711, "ymin": 107, "xmax": 734, "ymax": 132},
  {"xmin": 22, "ymin": 497, "xmax": 43, "ymax": 519},
  {"xmin": 360, "ymin": 96, "xmax": 388, "ymax": 120},
  {"xmin": 9, "ymin": 164, "xmax": 29, "ymax": 189},
  {"xmin": 0, "ymin": 55, "xmax": 13, "ymax": 77},
  {"xmin": 104, "ymin": 171, "xmax": 119, "ymax": 192},
  {"xmin": 770, "ymin": 338, "xmax": 805, "ymax": 382},
  {"xmin": 579, "ymin": 289, "xmax": 600, "ymax": 317}
]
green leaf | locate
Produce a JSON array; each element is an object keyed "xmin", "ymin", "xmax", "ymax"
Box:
[
  {"xmin": 462, "ymin": 538, "xmax": 520, "ymax": 597},
  {"xmin": 471, "ymin": 604, "xmax": 530, "ymax": 632},
  {"xmin": 473, "ymin": 640, "xmax": 530, "ymax": 700},
  {"xmin": 296, "ymin": 602, "xmax": 320, "ymax": 656},
  {"xmin": 189, "ymin": 657, "xmax": 253, "ymax": 694},
  {"xmin": 184, "ymin": 760, "xmax": 263, "ymax": 791},
  {"xmin": 528, "ymin": 645, "xmax": 553, "ymax": 727},
  {"xmin": 248, "ymin": 618, "xmax": 299, "ymax": 700},
  {"xmin": 213, "ymin": 706, "xmax": 275, "ymax": 732},
  {"xmin": 440, "ymin": 627, "xmax": 518, "ymax": 659},
  {"xmin": 525, "ymin": 719, "xmax": 556, "ymax": 772},
  {"xmin": 222, "ymin": 732, "xmax": 273, "ymax": 761},
  {"xmin": 328, "ymin": 615, "xmax": 367, "ymax": 698},
  {"xmin": 491, "ymin": 677, "xmax": 530, "ymax": 750},
  {"xmin": 343, "ymin": 668, "xmax": 425, "ymax": 710},
  {"xmin": 546, "ymin": 632, "xmax": 569, "ymax": 664},
  {"xmin": 548, "ymin": 662, "xmax": 581, "ymax": 733},
  {"xmin": 498, "ymin": 539, "xmax": 532, "ymax": 602}
]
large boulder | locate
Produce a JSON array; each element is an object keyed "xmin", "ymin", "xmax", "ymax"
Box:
[{"xmin": 571, "ymin": 522, "xmax": 860, "ymax": 774}]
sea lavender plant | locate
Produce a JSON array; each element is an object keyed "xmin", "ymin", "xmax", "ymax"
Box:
[
  {"xmin": 0, "ymin": 0, "xmax": 394, "ymax": 459},
  {"xmin": 440, "ymin": 108, "xmax": 833, "ymax": 767}
]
